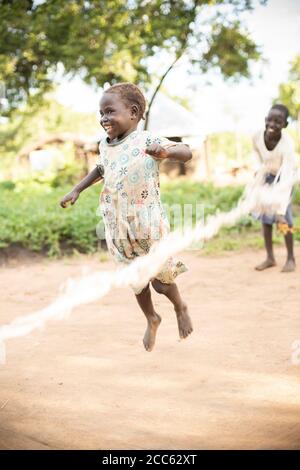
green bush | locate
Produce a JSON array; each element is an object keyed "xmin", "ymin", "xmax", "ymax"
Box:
[
  {"xmin": 50, "ymin": 161, "xmax": 87, "ymax": 188},
  {"xmin": 1, "ymin": 180, "xmax": 299, "ymax": 257},
  {"xmin": 0, "ymin": 183, "xmax": 102, "ymax": 256},
  {"xmin": 0, "ymin": 180, "xmax": 16, "ymax": 191}
]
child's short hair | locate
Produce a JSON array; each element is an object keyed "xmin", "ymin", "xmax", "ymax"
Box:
[
  {"xmin": 270, "ymin": 104, "xmax": 289, "ymax": 123},
  {"xmin": 105, "ymin": 83, "xmax": 147, "ymax": 121}
]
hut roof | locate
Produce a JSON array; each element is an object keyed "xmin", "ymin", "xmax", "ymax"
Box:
[
  {"xmin": 146, "ymin": 92, "xmax": 205, "ymax": 140},
  {"xmin": 17, "ymin": 133, "xmax": 98, "ymax": 159}
]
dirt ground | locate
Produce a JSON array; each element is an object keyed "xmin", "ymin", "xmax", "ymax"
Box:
[{"xmin": 0, "ymin": 248, "xmax": 300, "ymax": 450}]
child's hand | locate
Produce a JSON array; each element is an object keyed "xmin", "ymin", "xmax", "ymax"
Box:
[
  {"xmin": 145, "ymin": 143, "xmax": 168, "ymax": 160},
  {"xmin": 60, "ymin": 189, "xmax": 80, "ymax": 208}
]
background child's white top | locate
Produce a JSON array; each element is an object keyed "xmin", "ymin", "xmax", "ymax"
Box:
[
  {"xmin": 253, "ymin": 130, "xmax": 296, "ymax": 175},
  {"xmin": 252, "ymin": 130, "xmax": 297, "ymax": 215}
]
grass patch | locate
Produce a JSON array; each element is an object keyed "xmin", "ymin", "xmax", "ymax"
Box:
[{"xmin": 1, "ymin": 179, "xmax": 300, "ymax": 257}]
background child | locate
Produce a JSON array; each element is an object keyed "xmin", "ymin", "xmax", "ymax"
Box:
[
  {"xmin": 60, "ymin": 83, "xmax": 193, "ymax": 351},
  {"xmin": 252, "ymin": 104, "xmax": 297, "ymax": 272}
]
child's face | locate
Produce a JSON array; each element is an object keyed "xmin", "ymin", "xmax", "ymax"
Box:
[
  {"xmin": 99, "ymin": 93, "xmax": 137, "ymax": 140},
  {"xmin": 265, "ymin": 108, "xmax": 287, "ymax": 139}
]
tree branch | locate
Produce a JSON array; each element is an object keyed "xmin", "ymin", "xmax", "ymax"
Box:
[{"xmin": 144, "ymin": 51, "xmax": 185, "ymax": 130}]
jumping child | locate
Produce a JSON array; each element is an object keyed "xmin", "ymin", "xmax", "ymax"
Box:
[
  {"xmin": 60, "ymin": 83, "xmax": 193, "ymax": 351},
  {"xmin": 253, "ymin": 104, "xmax": 297, "ymax": 272}
]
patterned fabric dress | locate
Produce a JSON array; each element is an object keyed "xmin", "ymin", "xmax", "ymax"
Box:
[{"xmin": 96, "ymin": 129, "xmax": 187, "ymax": 294}]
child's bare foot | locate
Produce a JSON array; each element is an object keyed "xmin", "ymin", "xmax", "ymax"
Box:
[
  {"xmin": 281, "ymin": 258, "xmax": 296, "ymax": 272},
  {"xmin": 143, "ymin": 313, "xmax": 161, "ymax": 352},
  {"xmin": 255, "ymin": 258, "xmax": 276, "ymax": 271},
  {"xmin": 175, "ymin": 303, "xmax": 193, "ymax": 339}
]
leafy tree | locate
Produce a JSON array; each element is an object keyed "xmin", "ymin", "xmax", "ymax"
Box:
[
  {"xmin": 276, "ymin": 55, "xmax": 300, "ymax": 138},
  {"xmin": 0, "ymin": 0, "xmax": 266, "ymax": 119}
]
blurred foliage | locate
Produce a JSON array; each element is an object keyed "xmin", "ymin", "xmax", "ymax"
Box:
[
  {"xmin": 277, "ymin": 54, "xmax": 300, "ymax": 120},
  {"xmin": 198, "ymin": 21, "xmax": 260, "ymax": 79},
  {"xmin": 1, "ymin": 178, "xmax": 299, "ymax": 258},
  {"xmin": 276, "ymin": 54, "xmax": 300, "ymax": 153},
  {"xmin": 0, "ymin": 0, "xmax": 265, "ymax": 115},
  {"xmin": 0, "ymin": 181, "xmax": 101, "ymax": 256},
  {"xmin": 209, "ymin": 132, "xmax": 253, "ymax": 164},
  {"xmin": 0, "ymin": 180, "xmax": 16, "ymax": 190},
  {"xmin": 49, "ymin": 161, "xmax": 87, "ymax": 188},
  {"xmin": 0, "ymin": 97, "xmax": 98, "ymax": 157},
  {"xmin": 19, "ymin": 159, "xmax": 87, "ymax": 187}
]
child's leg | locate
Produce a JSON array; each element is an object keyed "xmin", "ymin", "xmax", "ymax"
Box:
[
  {"xmin": 282, "ymin": 231, "xmax": 296, "ymax": 272},
  {"xmin": 135, "ymin": 283, "xmax": 161, "ymax": 352},
  {"xmin": 255, "ymin": 223, "xmax": 276, "ymax": 271},
  {"xmin": 151, "ymin": 279, "xmax": 193, "ymax": 339}
]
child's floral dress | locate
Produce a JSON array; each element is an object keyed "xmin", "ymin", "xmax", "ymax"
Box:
[{"xmin": 97, "ymin": 130, "xmax": 187, "ymax": 294}]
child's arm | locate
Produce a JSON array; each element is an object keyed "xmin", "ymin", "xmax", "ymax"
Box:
[
  {"xmin": 276, "ymin": 146, "xmax": 297, "ymax": 217},
  {"xmin": 145, "ymin": 143, "xmax": 192, "ymax": 163},
  {"xmin": 60, "ymin": 166, "xmax": 103, "ymax": 208}
]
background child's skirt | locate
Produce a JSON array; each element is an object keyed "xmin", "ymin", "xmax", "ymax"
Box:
[{"xmin": 253, "ymin": 173, "xmax": 293, "ymax": 226}]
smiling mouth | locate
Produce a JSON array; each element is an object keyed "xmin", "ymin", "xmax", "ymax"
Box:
[{"xmin": 103, "ymin": 125, "xmax": 113, "ymax": 133}]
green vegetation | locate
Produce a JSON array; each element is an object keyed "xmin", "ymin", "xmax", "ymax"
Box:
[
  {"xmin": 276, "ymin": 53, "xmax": 300, "ymax": 153},
  {"xmin": 0, "ymin": 98, "xmax": 98, "ymax": 173},
  {"xmin": 1, "ymin": 179, "xmax": 299, "ymax": 258},
  {"xmin": 277, "ymin": 54, "xmax": 300, "ymax": 121},
  {"xmin": 209, "ymin": 132, "xmax": 253, "ymax": 165},
  {"xmin": 0, "ymin": 181, "xmax": 101, "ymax": 257},
  {"xmin": 1, "ymin": 1, "xmax": 263, "ymax": 116}
]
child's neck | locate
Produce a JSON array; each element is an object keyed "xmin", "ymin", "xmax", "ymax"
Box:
[
  {"xmin": 109, "ymin": 125, "xmax": 138, "ymax": 144},
  {"xmin": 264, "ymin": 129, "xmax": 282, "ymax": 151}
]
